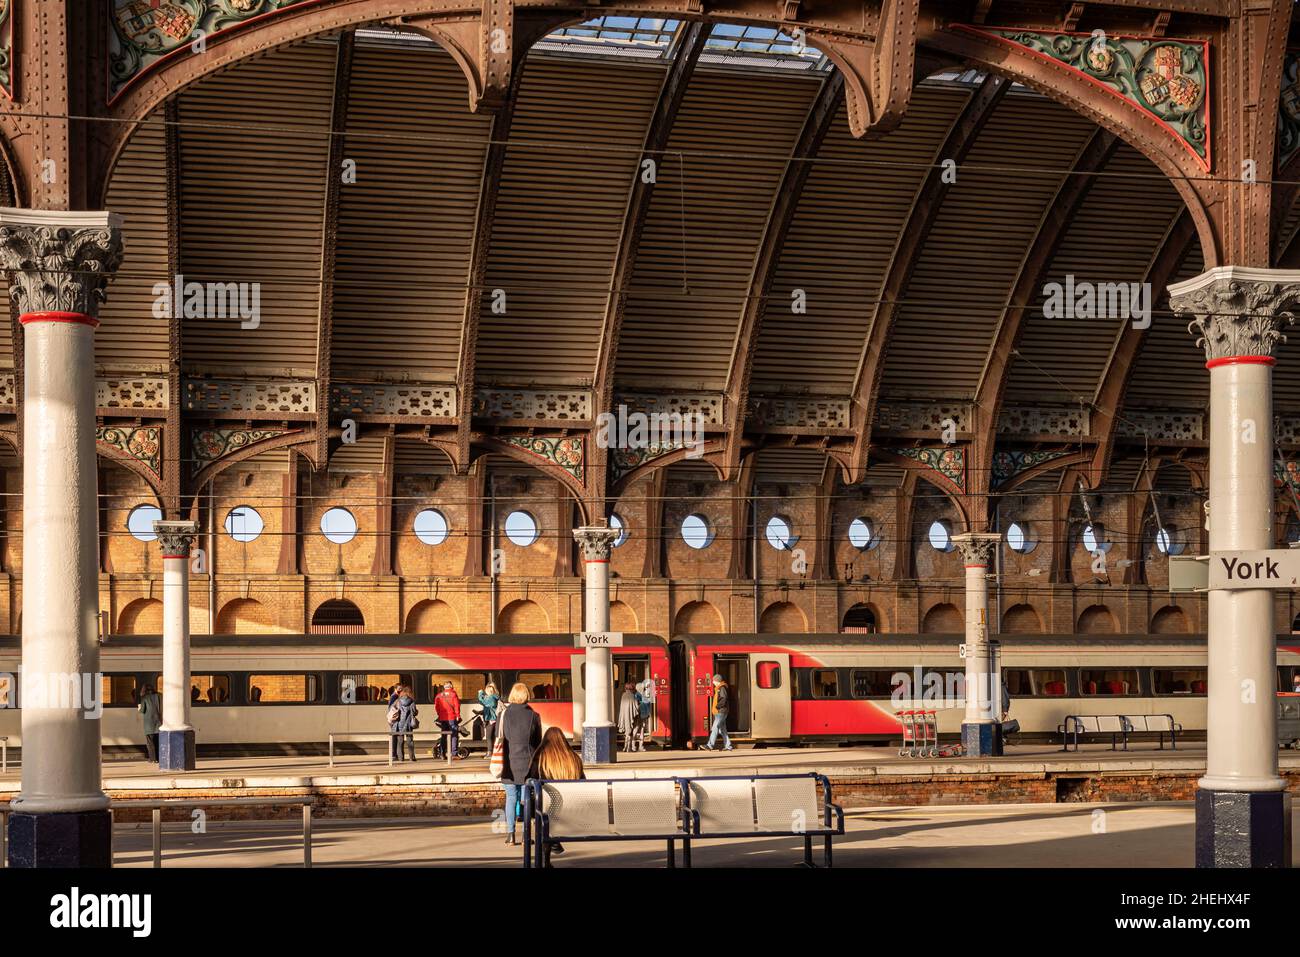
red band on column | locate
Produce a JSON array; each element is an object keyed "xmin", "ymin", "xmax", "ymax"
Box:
[
  {"xmin": 1206, "ymin": 355, "xmax": 1275, "ymax": 369},
  {"xmin": 584, "ymin": 558, "xmax": 609, "ymax": 564},
  {"xmin": 161, "ymin": 554, "xmax": 189, "ymax": 560},
  {"xmin": 964, "ymin": 564, "xmax": 989, "ymax": 569},
  {"xmin": 19, "ymin": 311, "xmax": 99, "ymax": 328}
]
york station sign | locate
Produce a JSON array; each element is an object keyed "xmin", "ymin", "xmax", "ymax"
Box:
[
  {"xmin": 574, "ymin": 631, "xmax": 624, "ymax": 648},
  {"xmin": 1206, "ymin": 550, "xmax": 1300, "ymax": 590}
]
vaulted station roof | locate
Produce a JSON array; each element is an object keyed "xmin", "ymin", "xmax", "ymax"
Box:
[{"xmin": 8, "ymin": 16, "xmax": 1291, "ymax": 500}]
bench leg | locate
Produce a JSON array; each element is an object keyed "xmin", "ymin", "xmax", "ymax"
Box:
[
  {"xmin": 824, "ymin": 834, "xmax": 833, "ymax": 869},
  {"xmin": 667, "ymin": 840, "xmax": 675, "ymax": 869},
  {"xmin": 803, "ymin": 834, "xmax": 814, "ymax": 868},
  {"xmin": 683, "ymin": 837, "xmax": 692, "ymax": 869}
]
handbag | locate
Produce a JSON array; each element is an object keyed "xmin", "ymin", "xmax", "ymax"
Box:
[{"xmin": 489, "ymin": 705, "xmax": 508, "ymax": 779}]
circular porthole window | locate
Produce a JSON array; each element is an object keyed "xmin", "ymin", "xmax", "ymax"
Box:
[
  {"xmin": 504, "ymin": 510, "xmax": 538, "ymax": 547},
  {"xmin": 1006, "ymin": 521, "xmax": 1036, "ymax": 554},
  {"xmin": 847, "ymin": 517, "xmax": 877, "ymax": 550},
  {"xmin": 321, "ymin": 507, "xmax": 358, "ymax": 545},
  {"xmin": 610, "ymin": 513, "xmax": 628, "ymax": 547},
  {"xmin": 1156, "ymin": 527, "xmax": 1185, "ymax": 556},
  {"xmin": 765, "ymin": 515, "xmax": 795, "ymax": 551},
  {"xmin": 681, "ymin": 513, "xmax": 714, "ymax": 550},
  {"xmin": 1082, "ymin": 523, "xmax": 1110, "ymax": 554},
  {"xmin": 928, "ymin": 520, "xmax": 953, "ymax": 552},
  {"xmin": 413, "ymin": 509, "xmax": 449, "ymax": 546},
  {"xmin": 127, "ymin": 504, "xmax": 163, "ymax": 542},
  {"xmin": 224, "ymin": 505, "xmax": 264, "ymax": 543}
]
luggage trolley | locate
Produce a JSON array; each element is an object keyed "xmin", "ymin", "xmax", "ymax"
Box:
[{"xmin": 897, "ymin": 709, "xmax": 964, "ymax": 758}]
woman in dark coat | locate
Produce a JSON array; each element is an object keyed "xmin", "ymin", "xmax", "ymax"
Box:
[{"xmin": 499, "ymin": 682, "xmax": 541, "ymax": 846}]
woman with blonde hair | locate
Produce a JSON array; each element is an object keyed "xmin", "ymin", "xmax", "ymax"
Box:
[
  {"xmin": 497, "ymin": 682, "xmax": 541, "ymax": 847},
  {"xmin": 528, "ymin": 725, "xmax": 584, "ymax": 781}
]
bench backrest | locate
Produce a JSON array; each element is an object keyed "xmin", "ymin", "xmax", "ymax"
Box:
[
  {"xmin": 688, "ymin": 775, "xmax": 820, "ymax": 834},
  {"xmin": 538, "ymin": 779, "xmax": 680, "ymax": 838},
  {"xmin": 1067, "ymin": 715, "xmax": 1124, "ymax": 733},
  {"xmin": 1125, "ymin": 714, "xmax": 1174, "ymax": 731}
]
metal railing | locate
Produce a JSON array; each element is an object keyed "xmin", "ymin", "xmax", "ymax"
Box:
[
  {"xmin": 1, "ymin": 796, "xmax": 313, "ymax": 869},
  {"xmin": 110, "ymin": 796, "xmax": 315, "ymax": 868}
]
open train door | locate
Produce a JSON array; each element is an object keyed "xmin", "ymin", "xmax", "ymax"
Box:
[{"xmin": 748, "ymin": 652, "xmax": 791, "ymax": 740}]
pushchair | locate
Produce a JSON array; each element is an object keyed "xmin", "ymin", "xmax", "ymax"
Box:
[{"xmin": 431, "ymin": 709, "xmax": 477, "ymax": 759}]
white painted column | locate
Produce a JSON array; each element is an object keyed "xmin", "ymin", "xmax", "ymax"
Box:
[
  {"xmin": 0, "ymin": 209, "xmax": 123, "ymax": 867},
  {"xmin": 154, "ymin": 521, "xmax": 199, "ymax": 770},
  {"xmin": 574, "ymin": 524, "xmax": 619, "ymax": 763},
  {"xmin": 1170, "ymin": 266, "xmax": 1294, "ymax": 868},
  {"xmin": 954, "ymin": 533, "xmax": 1001, "ymax": 755}
]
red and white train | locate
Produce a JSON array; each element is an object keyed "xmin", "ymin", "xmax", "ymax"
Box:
[{"xmin": 1, "ymin": 633, "xmax": 1298, "ymax": 750}]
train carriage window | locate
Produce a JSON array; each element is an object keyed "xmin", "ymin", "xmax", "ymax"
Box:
[
  {"xmin": 1278, "ymin": 666, "xmax": 1300, "ymax": 693},
  {"xmin": 517, "ymin": 672, "xmax": 572, "ymax": 702},
  {"xmin": 0, "ymin": 671, "xmax": 12, "ymax": 708},
  {"xmin": 102, "ymin": 674, "xmax": 139, "ymax": 707},
  {"xmin": 1004, "ymin": 669, "xmax": 1068, "ymax": 697},
  {"xmin": 429, "ymin": 672, "xmax": 488, "ymax": 701},
  {"xmin": 1079, "ymin": 669, "xmax": 1139, "ymax": 696},
  {"xmin": 811, "ymin": 669, "xmax": 839, "ymax": 698},
  {"xmin": 1153, "ymin": 668, "xmax": 1207, "ymax": 695},
  {"xmin": 247, "ymin": 674, "xmax": 320, "ymax": 704},
  {"xmin": 153, "ymin": 674, "xmax": 231, "ymax": 705},
  {"xmin": 342, "ymin": 673, "xmax": 411, "ymax": 704},
  {"xmin": 851, "ymin": 669, "xmax": 896, "ymax": 698},
  {"xmin": 920, "ymin": 668, "xmax": 966, "ymax": 701},
  {"xmin": 756, "ymin": 661, "xmax": 782, "ymax": 689}
]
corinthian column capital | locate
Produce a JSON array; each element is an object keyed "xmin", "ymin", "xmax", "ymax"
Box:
[
  {"xmin": 154, "ymin": 521, "xmax": 200, "ymax": 559},
  {"xmin": 952, "ymin": 532, "xmax": 1000, "ymax": 566},
  {"xmin": 0, "ymin": 209, "xmax": 124, "ymax": 317},
  {"xmin": 574, "ymin": 525, "xmax": 620, "ymax": 562},
  {"xmin": 1168, "ymin": 266, "xmax": 1300, "ymax": 363}
]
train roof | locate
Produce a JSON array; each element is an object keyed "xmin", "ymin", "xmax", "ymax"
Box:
[{"xmin": 0, "ymin": 633, "xmax": 671, "ymax": 651}]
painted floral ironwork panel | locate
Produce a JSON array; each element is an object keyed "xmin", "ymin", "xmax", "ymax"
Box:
[
  {"xmin": 885, "ymin": 446, "xmax": 966, "ymax": 491},
  {"xmin": 991, "ymin": 448, "xmax": 1074, "ymax": 488},
  {"xmin": 610, "ymin": 442, "xmax": 687, "ymax": 482},
  {"xmin": 0, "ymin": 0, "xmax": 13, "ymax": 100},
  {"xmin": 97, "ymin": 425, "xmax": 161, "ymax": 475},
  {"xmin": 1280, "ymin": 51, "xmax": 1300, "ymax": 169},
  {"xmin": 191, "ymin": 427, "xmax": 288, "ymax": 468},
  {"xmin": 109, "ymin": 0, "xmax": 321, "ymax": 102},
  {"xmin": 953, "ymin": 26, "xmax": 1209, "ymax": 168},
  {"xmin": 1275, "ymin": 458, "xmax": 1300, "ymax": 492},
  {"xmin": 500, "ymin": 436, "xmax": 584, "ymax": 484}
]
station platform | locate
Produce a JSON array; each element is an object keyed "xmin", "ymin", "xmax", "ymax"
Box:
[{"xmin": 5, "ymin": 744, "xmax": 1300, "ymax": 820}]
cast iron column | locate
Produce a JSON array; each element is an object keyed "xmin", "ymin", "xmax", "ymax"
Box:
[
  {"xmin": 0, "ymin": 209, "xmax": 124, "ymax": 867},
  {"xmin": 574, "ymin": 524, "xmax": 619, "ymax": 763},
  {"xmin": 954, "ymin": 532, "xmax": 1002, "ymax": 756},
  {"xmin": 154, "ymin": 521, "xmax": 200, "ymax": 771},
  {"xmin": 1170, "ymin": 266, "xmax": 1295, "ymax": 868}
]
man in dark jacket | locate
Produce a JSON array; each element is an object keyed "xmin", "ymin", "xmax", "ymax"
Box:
[
  {"xmin": 139, "ymin": 685, "xmax": 162, "ymax": 761},
  {"xmin": 499, "ymin": 686, "xmax": 542, "ymax": 846},
  {"xmin": 701, "ymin": 674, "xmax": 734, "ymax": 751}
]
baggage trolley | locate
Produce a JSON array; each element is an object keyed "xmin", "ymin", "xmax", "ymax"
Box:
[
  {"xmin": 898, "ymin": 710, "xmax": 919, "ymax": 757},
  {"xmin": 920, "ymin": 709, "xmax": 940, "ymax": 757}
]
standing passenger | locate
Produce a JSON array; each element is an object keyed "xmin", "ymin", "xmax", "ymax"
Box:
[
  {"xmin": 435, "ymin": 681, "xmax": 463, "ymax": 759},
  {"xmin": 139, "ymin": 684, "xmax": 162, "ymax": 762},
  {"xmin": 617, "ymin": 682, "xmax": 640, "ymax": 753},
  {"xmin": 635, "ymin": 675, "xmax": 655, "ymax": 751},
  {"xmin": 391, "ymin": 685, "xmax": 418, "ymax": 762},
  {"xmin": 478, "ymin": 683, "xmax": 501, "ymax": 753},
  {"xmin": 701, "ymin": 674, "xmax": 734, "ymax": 751},
  {"xmin": 498, "ymin": 682, "xmax": 541, "ymax": 847}
]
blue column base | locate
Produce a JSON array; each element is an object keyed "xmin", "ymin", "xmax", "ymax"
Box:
[
  {"xmin": 7, "ymin": 809, "xmax": 112, "ymax": 868},
  {"xmin": 582, "ymin": 725, "xmax": 617, "ymax": 765},
  {"xmin": 158, "ymin": 728, "xmax": 196, "ymax": 771},
  {"xmin": 1196, "ymin": 788, "xmax": 1292, "ymax": 868},
  {"xmin": 961, "ymin": 722, "xmax": 1003, "ymax": 757}
]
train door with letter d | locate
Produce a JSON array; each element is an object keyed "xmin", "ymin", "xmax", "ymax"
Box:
[{"xmin": 749, "ymin": 652, "xmax": 791, "ymax": 740}]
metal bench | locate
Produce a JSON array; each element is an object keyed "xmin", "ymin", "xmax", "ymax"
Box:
[
  {"xmin": 524, "ymin": 777, "xmax": 684, "ymax": 869},
  {"xmin": 680, "ymin": 772, "xmax": 845, "ymax": 868},
  {"xmin": 327, "ymin": 731, "xmax": 446, "ymax": 767},
  {"xmin": 1123, "ymin": 714, "xmax": 1181, "ymax": 749},
  {"xmin": 1059, "ymin": 715, "xmax": 1130, "ymax": 751}
]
